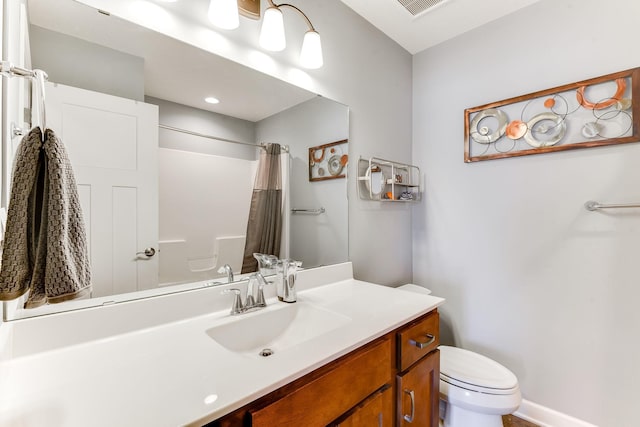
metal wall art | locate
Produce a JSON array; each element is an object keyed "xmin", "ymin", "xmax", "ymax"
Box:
[
  {"xmin": 464, "ymin": 68, "xmax": 640, "ymax": 162},
  {"xmin": 309, "ymin": 139, "xmax": 348, "ymax": 181}
]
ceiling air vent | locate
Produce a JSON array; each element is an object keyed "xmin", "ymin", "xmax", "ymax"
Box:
[{"xmin": 397, "ymin": 0, "xmax": 449, "ymax": 16}]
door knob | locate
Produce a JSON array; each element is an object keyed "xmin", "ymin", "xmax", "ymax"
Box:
[{"xmin": 137, "ymin": 247, "xmax": 156, "ymax": 257}]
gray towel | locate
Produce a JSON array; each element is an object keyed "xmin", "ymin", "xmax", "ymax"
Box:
[{"xmin": 0, "ymin": 127, "xmax": 91, "ymax": 308}]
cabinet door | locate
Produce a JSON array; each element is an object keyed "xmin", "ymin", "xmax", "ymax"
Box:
[
  {"xmin": 333, "ymin": 386, "xmax": 393, "ymax": 427},
  {"xmin": 398, "ymin": 311, "xmax": 439, "ymax": 371},
  {"xmin": 397, "ymin": 350, "xmax": 440, "ymax": 427},
  {"xmin": 250, "ymin": 338, "xmax": 392, "ymax": 427}
]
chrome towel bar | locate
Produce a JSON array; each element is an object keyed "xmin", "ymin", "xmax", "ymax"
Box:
[
  {"xmin": 584, "ymin": 201, "xmax": 640, "ymax": 211},
  {"xmin": 291, "ymin": 207, "xmax": 325, "ymax": 214}
]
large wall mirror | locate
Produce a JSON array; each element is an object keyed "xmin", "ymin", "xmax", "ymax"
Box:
[{"xmin": 2, "ymin": 0, "xmax": 349, "ymax": 320}]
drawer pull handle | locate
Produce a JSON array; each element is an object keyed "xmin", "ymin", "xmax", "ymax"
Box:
[
  {"xmin": 403, "ymin": 389, "xmax": 415, "ymax": 423},
  {"xmin": 409, "ymin": 333, "xmax": 435, "ymax": 349}
]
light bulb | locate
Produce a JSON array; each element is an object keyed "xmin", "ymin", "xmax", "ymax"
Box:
[
  {"xmin": 259, "ymin": 7, "xmax": 286, "ymax": 51},
  {"xmin": 208, "ymin": 0, "xmax": 239, "ymax": 30},
  {"xmin": 300, "ymin": 30, "xmax": 323, "ymax": 69}
]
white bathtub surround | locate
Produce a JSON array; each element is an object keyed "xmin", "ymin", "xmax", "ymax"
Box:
[{"xmin": 0, "ymin": 262, "xmax": 444, "ymax": 426}]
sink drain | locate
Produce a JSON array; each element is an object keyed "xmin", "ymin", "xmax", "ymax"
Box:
[{"xmin": 259, "ymin": 348, "xmax": 274, "ymax": 357}]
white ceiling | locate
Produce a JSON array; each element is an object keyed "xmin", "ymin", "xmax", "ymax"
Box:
[{"xmin": 339, "ymin": 0, "xmax": 544, "ymax": 54}]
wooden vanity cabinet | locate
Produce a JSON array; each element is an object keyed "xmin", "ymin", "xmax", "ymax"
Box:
[
  {"xmin": 396, "ymin": 310, "xmax": 440, "ymax": 426},
  {"xmin": 208, "ymin": 310, "xmax": 439, "ymax": 427},
  {"xmin": 330, "ymin": 385, "xmax": 394, "ymax": 427}
]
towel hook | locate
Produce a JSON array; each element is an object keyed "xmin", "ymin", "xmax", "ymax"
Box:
[{"xmin": 32, "ymin": 69, "xmax": 47, "ymax": 142}]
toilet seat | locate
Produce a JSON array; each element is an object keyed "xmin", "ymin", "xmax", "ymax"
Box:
[{"xmin": 439, "ymin": 346, "xmax": 518, "ymax": 395}]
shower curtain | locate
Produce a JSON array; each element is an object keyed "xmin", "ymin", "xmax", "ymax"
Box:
[{"xmin": 241, "ymin": 143, "xmax": 282, "ymax": 273}]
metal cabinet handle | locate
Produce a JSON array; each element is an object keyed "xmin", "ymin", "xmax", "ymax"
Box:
[
  {"xmin": 403, "ymin": 389, "xmax": 415, "ymax": 423},
  {"xmin": 136, "ymin": 247, "xmax": 156, "ymax": 257},
  {"xmin": 409, "ymin": 333, "xmax": 435, "ymax": 349}
]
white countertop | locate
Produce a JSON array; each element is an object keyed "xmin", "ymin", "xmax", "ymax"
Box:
[{"xmin": 0, "ymin": 268, "xmax": 443, "ymax": 427}]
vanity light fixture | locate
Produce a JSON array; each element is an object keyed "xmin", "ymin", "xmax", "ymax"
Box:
[
  {"xmin": 208, "ymin": 0, "xmax": 323, "ymax": 69},
  {"xmin": 208, "ymin": 0, "xmax": 240, "ymax": 30},
  {"xmin": 259, "ymin": 0, "xmax": 323, "ymax": 69},
  {"xmin": 259, "ymin": 5, "xmax": 286, "ymax": 51}
]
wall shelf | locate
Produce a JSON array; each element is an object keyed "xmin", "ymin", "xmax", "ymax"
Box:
[{"xmin": 357, "ymin": 157, "xmax": 421, "ymax": 202}]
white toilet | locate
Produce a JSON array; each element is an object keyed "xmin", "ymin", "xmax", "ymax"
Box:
[
  {"xmin": 396, "ymin": 285, "xmax": 521, "ymax": 427},
  {"xmin": 439, "ymin": 346, "xmax": 521, "ymax": 427}
]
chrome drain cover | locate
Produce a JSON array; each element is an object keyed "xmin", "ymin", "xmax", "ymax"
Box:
[{"xmin": 259, "ymin": 348, "xmax": 274, "ymax": 357}]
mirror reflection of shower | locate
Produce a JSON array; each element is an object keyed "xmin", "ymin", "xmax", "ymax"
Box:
[{"xmin": 2, "ymin": 0, "xmax": 348, "ymax": 319}]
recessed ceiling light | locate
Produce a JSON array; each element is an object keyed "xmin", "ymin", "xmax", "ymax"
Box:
[{"xmin": 205, "ymin": 97, "xmax": 220, "ymax": 104}]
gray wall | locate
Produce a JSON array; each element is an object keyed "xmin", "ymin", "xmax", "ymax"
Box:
[
  {"xmin": 29, "ymin": 25, "xmax": 144, "ymax": 101},
  {"xmin": 412, "ymin": 0, "xmax": 640, "ymax": 424},
  {"xmin": 295, "ymin": 1, "xmax": 414, "ymax": 285},
  {"xmin": 146, "ymin": 96, "xmax": 256, "ymax": 160},
  {"xmin": 257, "ymin": 96, "xmax": 349, "ymax": 268}
]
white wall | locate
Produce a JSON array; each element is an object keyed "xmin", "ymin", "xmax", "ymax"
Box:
[
  {"xmin": 412, "ymin": 0, "xmax": 640, "ymax": 425},
  {"xmin": 257, "ymin": 96, "xmax": 349, "ymax": 268}
]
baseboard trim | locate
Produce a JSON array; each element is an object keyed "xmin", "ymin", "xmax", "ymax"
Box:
[{"xmin": 514, "ymin": 399, "xmax": 598, "ymax": 427}]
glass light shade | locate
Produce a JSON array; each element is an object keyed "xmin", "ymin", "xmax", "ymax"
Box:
[
  {"xmin": 300, "ymin": 30, "xmax": 323, "ymax": 69},
  {"xmin": 259, "ymin": 7, "xmax": 286, "ymax": 51},
  {"xmin": 208, "ymin": 0, "xmax": 239, "ymax": 30}
]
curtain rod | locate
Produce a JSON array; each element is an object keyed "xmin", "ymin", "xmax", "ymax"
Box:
[{"xmin": 158, "ymin": 124, "xmax": 289, "ymax": 153}]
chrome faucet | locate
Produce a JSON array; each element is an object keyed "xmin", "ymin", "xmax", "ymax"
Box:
[
  {"xmin": 221, "ymin": 272, "xmax": 270, "ymax": 315},
  {"xmin": 246, "ymin": 272, "xmax": 269, "ymax": 309},
  {"xmin": 217, "ymin": 263, "xmax": 234, "ymax": 283}
]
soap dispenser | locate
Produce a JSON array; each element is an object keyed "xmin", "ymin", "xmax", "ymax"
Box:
[{"xmin": 276, "ymin": 259, "xmax": 302, "ymax": 303}]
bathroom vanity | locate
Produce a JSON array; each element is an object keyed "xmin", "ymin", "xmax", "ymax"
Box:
[
  {"xmin": 211, "ymin": 309, "xmax": 440, "ymax": 427},
  {"xmin": 0, "ymin": 263, "xmax": 443, "ymax": 426}
]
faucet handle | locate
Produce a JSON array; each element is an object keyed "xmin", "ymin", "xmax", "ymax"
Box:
[
  {"xmin": 252, "ymin": 272, "xmax": 271, "ymax": 307},
  {"xmin": 222, "ymin": 288, "xmax": 244, "ymax": 315}
]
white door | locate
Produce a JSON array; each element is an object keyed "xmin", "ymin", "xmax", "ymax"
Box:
[
  {"xmin": 1, "ymin": 0, "xmax": 31, "ymax": 207},
  {"xmin": 46, "ymin": 82, "xmax": 159, "ymax": 297}
]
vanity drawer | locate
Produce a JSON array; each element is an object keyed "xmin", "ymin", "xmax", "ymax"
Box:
[
  {"xmin": 397, "ymin": 310, "xmax": 439, "ymax": 371},
  {"xmin": 250, "ymin": 337, "xmax": 392, "ymax": 427}
]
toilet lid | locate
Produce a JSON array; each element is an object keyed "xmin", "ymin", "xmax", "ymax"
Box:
[{"xmin": 439, "ymin": 345, "xmax": 518, "ymax": 391}]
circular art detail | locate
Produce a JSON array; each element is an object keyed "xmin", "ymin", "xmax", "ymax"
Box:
[
  {"xmin": 327, "ymin": 155, "xmax": 344, "ymax": 176},
  {"xmin": 311, "ymin": 147, "xmax": 325, "ymax": 163},
  {"xmin": 469, "ymin": 108, "xmax": 508, "ymax": 144},
  {"xmin": 616, "ymin": 98, "xmax": 632, "ymax": 111},
  {"xmin": 505, "ymin": 120, "xmax": 528, "ymax": 140},
  {"xmin": 524, "ymin": 112, "xmax": 566, "ymax": 148},
  {"xmin": 581, "ymin": 122, "xmax": 601, "ymax": 139},
  {"xmin": 576, "ymin": 78, "xmax": 626, "ymax": 110}
]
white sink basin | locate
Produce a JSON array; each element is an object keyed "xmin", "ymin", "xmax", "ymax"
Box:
[{"xmin": 206, "ymin": 302, "xmax": 351, "ymax": 355}]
